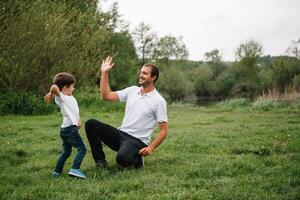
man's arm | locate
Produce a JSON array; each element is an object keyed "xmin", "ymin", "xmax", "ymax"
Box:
[
  {"xmin": 100, "ymin": 56, "xmax": 119, "ymax": 101},
  {"xmin": 139, "ymin": 122, "xmax": 168, "ymax": 156},
  {"xmin": 44, "ymin": 84, "xmax": 60, "ymax": 103}
]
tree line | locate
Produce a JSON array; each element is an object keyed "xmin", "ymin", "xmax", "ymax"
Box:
[{"xmin": 1, "ymin": 0, "xmax": 299, "ymax": 104}]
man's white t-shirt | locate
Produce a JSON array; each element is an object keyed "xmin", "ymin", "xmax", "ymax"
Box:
[
  {"xmin": 117, "ymin": 86, "xmax": 168, "ymax": 145},
  {"xmin": 55, "ymin": 93, "xmax": 80, "ymax": 128}
]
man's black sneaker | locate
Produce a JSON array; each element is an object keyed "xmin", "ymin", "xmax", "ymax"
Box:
[{"xmin": 96, "ymin": 160, "xmax": 108, "ymax": 168}]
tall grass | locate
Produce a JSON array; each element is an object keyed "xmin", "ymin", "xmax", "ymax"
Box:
[
  {"xmin": 258, "ymin": 87, "xmax": 300, "ymax": 102},
  {"xmin": 214, "ymin": 98, "xmax": 250, "ymax": 110}
]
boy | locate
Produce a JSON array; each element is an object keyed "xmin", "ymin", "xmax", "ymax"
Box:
[{"xmin": 44, "ymin": 72, "xmax": 87, "ymax": 179}]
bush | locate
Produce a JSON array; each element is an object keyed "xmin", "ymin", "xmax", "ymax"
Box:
[
  {"xmin": 253, "ymin": 99, "xmax": 283, "ymax": 111},
  {"xmin": 214, "ymin": 98, "xmax": 250, "ymax": 109},
  {"xmin": 75, "ymin": 87, "xmax": 125, "ymax": 112},
  {"xmin": 0, "ymin": 92, "xmax": 55, "ymax": 115}
]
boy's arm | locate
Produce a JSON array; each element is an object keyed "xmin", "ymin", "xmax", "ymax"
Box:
[
  {"xmin": 44, "ymin": 84, "xmax": 60, "ymax": 103},
  {"xmin": 78, "ymin": 117, "xmax": 82, "ymax": 129}
]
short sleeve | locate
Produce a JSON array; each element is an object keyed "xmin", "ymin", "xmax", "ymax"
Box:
[
  {"xmin": 54, "ymin": 93, "xmax": 63, "ymax": 107},
  {"xmin": 117, "ymin": 86, "xmax": 137, "ymax": 102},
  {"xmin": 156, "ymin": 99, "xmax": 168, "ymax": 123}
]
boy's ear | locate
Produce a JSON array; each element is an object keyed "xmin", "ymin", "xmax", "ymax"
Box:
[{"xmin": 61, "ymin": 85, "xmax": 68, "ymax": 90}]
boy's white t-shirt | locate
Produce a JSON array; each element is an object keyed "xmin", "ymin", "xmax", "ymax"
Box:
[{"xmin": 54, "ymin": 93, "xmax": 79, "ymax": 128}]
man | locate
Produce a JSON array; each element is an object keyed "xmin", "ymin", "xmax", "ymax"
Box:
[{"xmin": 85, "ymin": 56, "xmax": 168, "ymax": 168}]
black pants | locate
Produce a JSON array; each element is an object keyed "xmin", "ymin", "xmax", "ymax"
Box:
[{"xmin": 85, "ymin": 119, "xmax": 147, "ymax": 168}]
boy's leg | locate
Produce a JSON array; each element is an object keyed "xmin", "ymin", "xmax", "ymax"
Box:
[
  {"xmin": 54, "ymin": 135, "xmax": 72, "ymax": 173},
  {"xmin": 68, "ymin": 129, "xmax": 86, "ymax": 169},
  {"xmin": 85, "ymin": 119, "xmax": 121, "ymax": 163}
]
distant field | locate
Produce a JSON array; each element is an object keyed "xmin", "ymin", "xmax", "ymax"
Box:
[{"xmin": 0, "ymin": 104, "xmax": 299, "ymax": 199}]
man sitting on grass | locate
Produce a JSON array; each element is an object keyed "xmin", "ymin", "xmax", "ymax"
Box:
[{"xmin": 85, "ymin": 56, "xmax": 168, "ymax": 169}]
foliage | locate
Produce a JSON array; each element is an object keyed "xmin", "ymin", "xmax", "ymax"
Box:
[
  {"xmin": 0, "ymin": 0, "xmax": 137, "ymax": 94},
  {"xmin": 153, "ymin": 35, "xmax": 189, "ymax": 61},
  {"xmin": 75, "ymin": 86, "xmax": 125, "ymax": 112},
  {"xmin": 192, "ymin": 64, "xmax": 214, "ymax": 97},
  {"xmin": 214, "ymin": 98, "xmax": 251, "ymax": 110},
  {"xmin": 0, "ymin": 92, "xmax": 54, "ymax": 115},
  {"xmin": 106, "ymin": 32, "xmax": 139, "ymax": 90},
  {"xmin": 270, "ymin": 56, "xmax": 300, "ymax": 92},
  {"xmin": 286, "ymin": 38, "xmax": 300, "ymax": 59},
  {"xmin": 157, "ymin": 67, "xmax": 193, "ymax": 102},
  {"xmin": 252, "ymin": 99, "xmax": 283, "ymax": 111},
  {"xmin": 1, "ymin": 0, "xmax": 299, "ymax": 104},
  {"xmin": 132, "ymin": 22, "xmax": 157, "ymax": 65},
  {"xmin": 204, "ymin": 49, "xmax": 222, "ymax": 63}
]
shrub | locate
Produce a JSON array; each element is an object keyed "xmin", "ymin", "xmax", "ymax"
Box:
[
  {"xmin": 0, "ymin": 92, "xmax": 55, "ymax": 115},
  {"xmin": 214, "ymin": 98, "xmax": 250, "ymax": 109},
  {"xmin": 75, "ymin": 87, "xmax": 125, "ymax": 112},
  {"xmin": 253, "ymin": 99, "xmax": 283, "ymax": 111}
]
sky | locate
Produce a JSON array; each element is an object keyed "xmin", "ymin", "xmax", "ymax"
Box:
[{"xmin": 100, "ymin": 0, "xmax": 300, "ymax": 61}]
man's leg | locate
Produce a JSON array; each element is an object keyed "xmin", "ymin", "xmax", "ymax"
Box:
[
  {"xmin": 85, "ymin": 119, "xmax": 121, "ymax": 164},
  {"xmin": 116, "ymin": 133, "xmax": 147, "ymax": 168}
]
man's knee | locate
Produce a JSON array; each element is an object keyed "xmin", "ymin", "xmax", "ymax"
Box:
[
  {"xmin": 85, "ymin": 119, "xmax": 103, "ymax": 136},
  {"xmin": 116, "ymin": 152, "xmax": 133, "ymax": 168},
  {"xmin": 85, "ymin": 119, "xmax": 97, "ymax": 131}
]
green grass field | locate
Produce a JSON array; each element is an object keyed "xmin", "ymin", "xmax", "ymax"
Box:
[{"xmin": 0, "ymin": 104, "xmax": 299, "ymax": 199}]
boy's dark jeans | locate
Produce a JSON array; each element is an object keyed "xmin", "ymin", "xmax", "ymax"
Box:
[
  {"xmin": 85, "ymin": 119, "xmax": 147, "ymax": 168},
  {"xmin": 54, "ymin": 125, "xmax": 86, "ymax": 173}
]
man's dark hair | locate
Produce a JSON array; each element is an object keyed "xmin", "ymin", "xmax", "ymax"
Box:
[
  {"xmin": 52, "ymin": 72, "xmax": 76, "ymax": 91},
  {"xmin": 144, "ymin": 64, "xmax": 159, "ymax": 83}
]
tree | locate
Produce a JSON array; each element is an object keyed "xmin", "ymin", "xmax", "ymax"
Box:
[
  {"xmin": 204, "ymin": 49, "xmax": 226, "ymax": 78},
  {"xmin": 153, "ymin": 35, "xmax": 188, "ymax": 61},
  {"xmin": 157, "ymin": 67, "xmax": 193, "ymax": 102},
  {"xmin": 204, "ymin": 49, "xmax": 222, "ymax": 63},
  {"xmin": 132, "ymin": 22, "xmax": 157, "ymax": 65},
  {"xmin": 235, "ymin": 39, "xmax": 263, "ymax": 63},
  {"xmin": 0, "ymin": 0, "xmax": 137, "ymax": 93},
  {"xmin": 271, "ymin": 57, "xmax": 300, "ymax": 92},
  {"xmin": 233, "ymin": 40, "xmax": 263, "ymax": 98},
  {"xmin": 286, "ymin": 38, "xmax": 300, "ymax": 59}
]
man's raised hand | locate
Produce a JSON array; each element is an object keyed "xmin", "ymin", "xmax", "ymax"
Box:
[{"xmin": 101, "ymin": 56, "xmax": 115, "ymax": 74}]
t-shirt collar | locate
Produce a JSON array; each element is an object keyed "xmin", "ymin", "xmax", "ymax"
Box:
[{"xmin": 137, "ymin": 87, "xmax": 156, "ymax": 97}]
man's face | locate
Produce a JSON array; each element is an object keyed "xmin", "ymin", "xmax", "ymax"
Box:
[{"xmin": 139, "ymin": 66, "xmax": 154, "ymax": 86}]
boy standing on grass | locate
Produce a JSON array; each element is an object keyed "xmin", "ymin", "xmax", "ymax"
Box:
[{"xmin": 44, "ymin": 72, "xmax": 87, "ymax": 179}]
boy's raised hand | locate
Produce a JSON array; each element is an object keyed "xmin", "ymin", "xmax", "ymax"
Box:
[
  {"xmin": 100, "ymin": 56, "xmax": 115, "ymax": 74},
  {"xmin": 44, "ymin": 93, "xmax": 53, "ymax": 104}
]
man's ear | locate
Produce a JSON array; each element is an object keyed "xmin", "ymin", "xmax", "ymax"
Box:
[{"xmin": 152, "ymin": 75, "xmax": 157, "ymax": 82}]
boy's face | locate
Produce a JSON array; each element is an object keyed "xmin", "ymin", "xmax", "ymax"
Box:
[{"xmin": 62, "ymin": 83, "xmax": 75, "ymax": 96}]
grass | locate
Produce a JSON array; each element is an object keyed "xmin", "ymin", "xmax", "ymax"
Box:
[{"xmin": 0, "ymin": 104, "xmax": 299, "ymax": 199}]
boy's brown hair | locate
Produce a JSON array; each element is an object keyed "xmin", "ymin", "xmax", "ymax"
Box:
[{"xmin": 52, "ymin": 72, "xmax": 76, "ymax": 91}]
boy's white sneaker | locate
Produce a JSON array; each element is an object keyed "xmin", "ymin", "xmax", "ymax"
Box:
[
  {"xmin": 68, "ymin": 168, "xmax": 86, "ymax": 179},
  {"xmin": 51, "ymin": 171, "xmax": 61, "ymax": 178}
]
